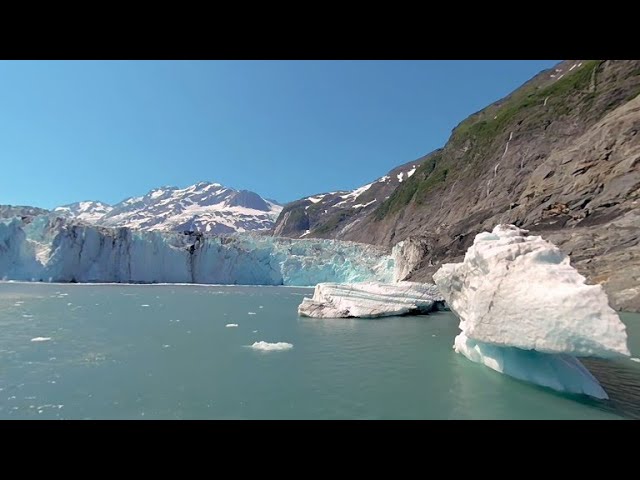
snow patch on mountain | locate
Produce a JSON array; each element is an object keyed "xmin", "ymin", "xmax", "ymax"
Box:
[
  {"xmin": 53, "ymin": 202, "xmax": 113, "ymax": 223},
  {"xmin": 52, "ymin": 182, "xmax": 282, "ymax": 234}
]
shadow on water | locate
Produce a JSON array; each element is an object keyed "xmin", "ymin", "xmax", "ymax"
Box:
[{"xmin": 580, "ymin": 358, "xmax": 640, "ymax": 419}]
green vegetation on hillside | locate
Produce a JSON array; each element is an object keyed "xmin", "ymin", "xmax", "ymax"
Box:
[
  {"xmin": 454, "ymin": 60, "xmax": 602, "ymax": 146},
  {"xmin": 373, "ymin": 152, "xmax": 442, "ymax": 219},
  {"xmin": 373, "ymin": 60, "xmax": 607, "ymax": 221}
]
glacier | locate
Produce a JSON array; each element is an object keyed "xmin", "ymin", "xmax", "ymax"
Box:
[
  {"xmin": 433, "ymin": 224, "xmax": 630, "ymax": 399},
  {"xmin": 0, "ymin": 216, "xmax": 394, "ymax": 286},
  {"xmin": 298, "ymin": 281, "xmax": 443, "ymax": 318}
]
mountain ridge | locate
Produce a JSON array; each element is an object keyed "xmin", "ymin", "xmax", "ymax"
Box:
[{"xmin": 51, "ymin": 181, "xmax": 283, "ymax": 234}]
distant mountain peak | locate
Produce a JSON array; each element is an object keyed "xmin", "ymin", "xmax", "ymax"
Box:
[
  {"xmin": 53, "ymin": 201, "xmax": 113, "ymax": 223},
  {"xmin": 52, "ymin": 181, "xmax": 282, "ymax": 234}
]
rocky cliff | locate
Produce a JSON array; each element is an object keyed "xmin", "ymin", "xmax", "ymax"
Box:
[
  {"xmin": 272, "ymin": 156, "xmax": 431, "ymax": 238},
  {"xmin": 280, "ymin": 60, "xmax": 640, "ymax": 311}
]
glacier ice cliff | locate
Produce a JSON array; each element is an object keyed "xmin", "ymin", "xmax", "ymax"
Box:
[
  {"xmin": 433, "ymin": 224, "xmax": 630, "ymax": 399},
  {"xmin": 0, "ymin": 216, "xmax": 394, "ymax": 286},
  {"xmin": 298, "ymin": 281, "xmax": 443, "ymax": 318}
]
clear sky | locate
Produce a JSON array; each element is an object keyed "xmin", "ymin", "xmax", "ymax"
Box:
[{"xmin": 0, "ymin": 60, "xmax": 559, "ymax": 208}]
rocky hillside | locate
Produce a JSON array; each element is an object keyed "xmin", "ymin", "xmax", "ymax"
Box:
[
  {"xmin": 272, "ymin": 157, "xmax": 430, "ymax": 238},
  {"xmin": 283, "ymin": 60, "xmax": 640, "ymax": 311},
  {"xmin": 0, "ymin": 205, "xmax": 48, "ymax": 220}
]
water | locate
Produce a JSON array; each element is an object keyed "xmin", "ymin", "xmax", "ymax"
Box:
[{"xmin": 1, "ymin": 282, "xmax": 639, "ymax": 420}]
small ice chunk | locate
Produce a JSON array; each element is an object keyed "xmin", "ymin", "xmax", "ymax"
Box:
[
  {"xmin": 253, "ymin": 330, "xmax": 258, "ymax": 333},
  {"xmin": 631, "ymin": 358, "xmax": 640, "ymax": 363},
  {"xmin": 141, "ymin": 304, "xmax": 150, "ymax": 307},
  {"xmin": 225, "ymin": 323, "xmax": 239, "ymax": 328},
  {"xmin": 31, "ymin": 337, "xmax": 52, "ymax": 342},
  {"xmin": 250, "ymin": 341, "xmax": 293, "ymax": 351},
  {"xmin": 162, "ymin": 344, "xmax": 170, "ymax": 348},
  {"xmin": 259, "ymin": 306, "xmax": 264, "ymax": 309},
  {"xmin": 248, "ymin": 312, "xmax": 257, "ymax": 315}
]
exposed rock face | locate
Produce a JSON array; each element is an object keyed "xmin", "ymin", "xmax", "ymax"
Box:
[
  {"xmin": 298, "ymin": 281, "xmax": 443, "ymax": 318},
  {"xmin": 280, "ymin": 60, "xmax": 640, "ymax": 311},
  {"xmin": 0, "ymin": 205, "xmax": 48, "ymax": 220},
  {"xmin": 273, "ymin": 157, "xmax": 431, "ymax": 239},
  {"xmin": 225, "ymin": 190, "xmax": 271, "ymax": 211}
]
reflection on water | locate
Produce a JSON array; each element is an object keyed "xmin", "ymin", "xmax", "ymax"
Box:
[{"xmin": 582, "ymin": 358, "xmax": 640, "ymax": 419}]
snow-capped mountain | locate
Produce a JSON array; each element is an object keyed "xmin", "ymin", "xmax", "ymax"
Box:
[
  {"xmin": 273, "ymin": 156, "xmax": 429, "ymax": 239},
  {"xmin": 53, "ymin": 201, "xmax": 114, "ymax": 223},
  {"xmin": 52, "ymin": 182, "xmax": 282, "ymax": 234}
]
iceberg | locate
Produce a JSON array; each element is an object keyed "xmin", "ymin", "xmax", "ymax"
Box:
[
  {"xmin": 0, "ymin": 216, "xmax": 394, "ymax": 286},
  {"xmin": 298, "ymin": 281, "xmax": 443, "ymax": 318},
  {"xmin": 250, "ymin": 341, "xmax": 293, "ymax": 351},
  {"xmin": 433, "ymin": 224, "xmax": 630, "ymax": 399},
  {"xmin": 454, "ymin": 333, "xmax": 608, "ymax": 399},
  {"xmin": 391, "ymin": 237, "xmax": 429, "ymax": 282}
]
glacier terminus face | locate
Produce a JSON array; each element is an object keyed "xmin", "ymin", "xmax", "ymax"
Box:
[{"xmin": 0, "ymin": 216, "xmax": 394, "ymax": 286}]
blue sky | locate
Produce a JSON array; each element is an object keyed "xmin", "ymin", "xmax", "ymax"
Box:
[{"xmin": 0, "ymin": 60, "xmax": 559, "ymax": 208}]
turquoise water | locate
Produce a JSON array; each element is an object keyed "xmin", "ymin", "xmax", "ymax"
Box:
[{"xmin": 1, "ymin": 282, "xmax": 639, "ymax": 419}]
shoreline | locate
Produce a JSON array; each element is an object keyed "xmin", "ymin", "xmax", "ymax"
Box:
[{"xmin": 0, "ymin": 280, "xmax": 315, "ymax": 289}]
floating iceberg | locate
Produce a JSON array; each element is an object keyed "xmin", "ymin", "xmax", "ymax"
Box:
[
  {"xmin": 298, "ymin": 281, "xmax": 443, "ymax": 318},
  {"xmin": 454, "ymin": 333, "xmax": 608, "ymax": 399},
  {"xmin": 0, "ymin": 216, "xmax": 393, "ymax": 286},
  {"xmin": 434, "ymin": 224, "xmax": 630, "ymax": 399},
  {"xmin": 250, "ymin": 341, "xmax": 293, "ymax": 351}
]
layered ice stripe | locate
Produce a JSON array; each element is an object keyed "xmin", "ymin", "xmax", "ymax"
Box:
[{"xmin": 298, "ymin": 281, "xmax": 443, "ymax": 318}]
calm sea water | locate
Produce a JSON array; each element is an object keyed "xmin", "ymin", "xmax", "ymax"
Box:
[{"xmin": 1, "ymin": 282, "xmax": 639, "ymax": 420}]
